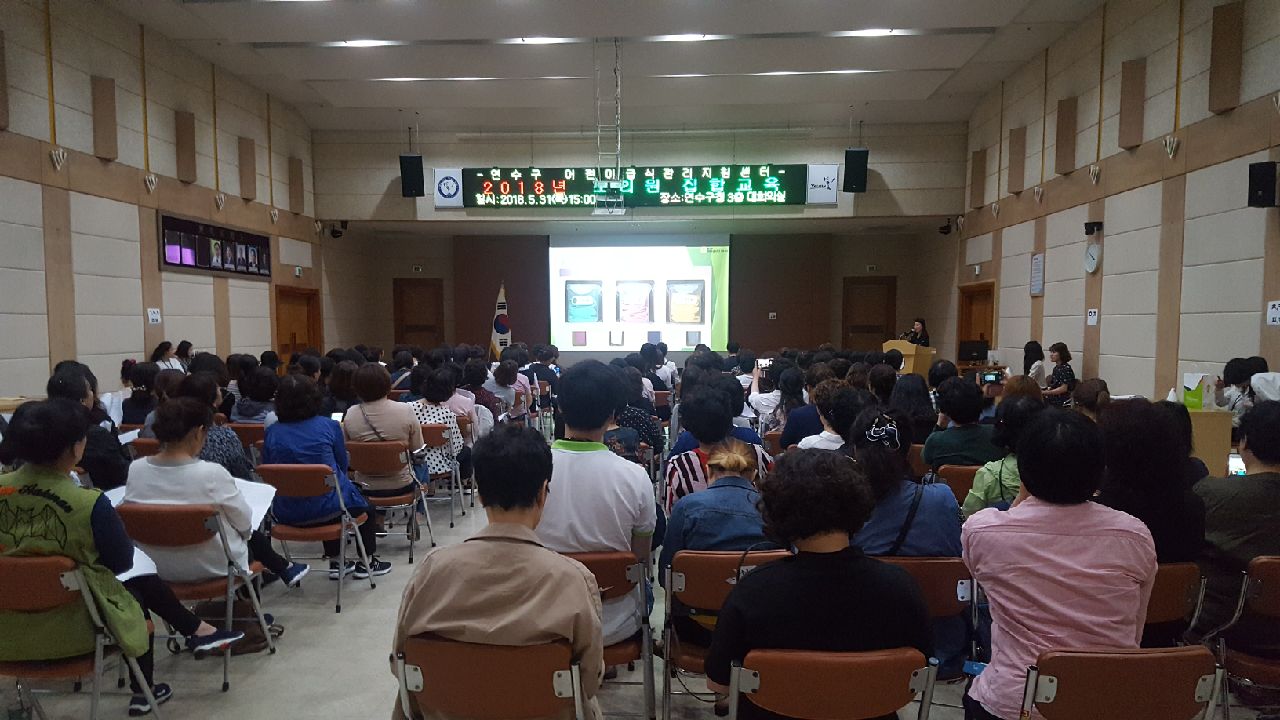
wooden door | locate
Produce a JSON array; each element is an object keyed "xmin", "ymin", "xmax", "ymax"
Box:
[
  {"xmin": 958, "ymin": 282, "xmax": 995, "ymax": 349},
  {"xmin": 841, "ymin": 276, "xmax": 897, "ymax": 351},
  {"xmin": 394, "ymin": 278, "xmax": 445, "ymax": 349},
  {"xmin": 275, "ymin": 287, "xmax": 321, "ymax": 359}
]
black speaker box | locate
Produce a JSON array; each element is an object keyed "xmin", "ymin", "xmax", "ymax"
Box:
[
  {"xmin": 1248, "ymin": 161, "xmax": 1278, "ymax": 208},
  {"xmin": 842, "ymin": 148, "xmax": 869, "ymax": 193},
  {"xmin": 400, "ymin": 154, "xmax": 425, "ymax": 198}
]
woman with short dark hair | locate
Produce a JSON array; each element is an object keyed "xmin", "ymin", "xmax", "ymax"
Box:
[
  {"xmin": 169, "ymin": 372, "xmax": 254, "ymax": 479},
  {"xmin": 328, "ymin": 360, "xmax": 359, "ymax": 416},
  {"xmin": 46, "ymin": 367, "xmax": 132, "ymax": 490},
  {"xmin": 1043, "ymin": 342, "xmax": 1076, "ymax": 407},
  {"xmin": 231, "ymin": 366, "xmax": 279, "ymax": 424},
  {"xmin": 344, "ymin": 363, "xmax": 424, "ymax": 508},
  {"xmin": 263, "ymin": 375, "xmax": 387, "ymax": 579},
  {"xmin": 409, "ymin": 368, "xmax": 469, "ymax": 480},
  {"xmin": 705, "ymin": 449, "xmax": 932, "ymax": 720},
  {"xmin": 174, "ymin": 340, "xmax": 194, "ymax": 371},
  {"xmin": 888, "ymin": 373, "xmax": 937, "ymax": 444}
]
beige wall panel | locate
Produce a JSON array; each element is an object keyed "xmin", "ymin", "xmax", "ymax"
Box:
[
  {"xmin": 0, "ymin": 174, "xmax": 48, "ymax": 396},
  {"xmin": 41, "ymin": 186, "xmax": 75, "ymax": 367},
  {"xmin": 213, "ymin": 276, "xmax": 230, "ymax": 357}
]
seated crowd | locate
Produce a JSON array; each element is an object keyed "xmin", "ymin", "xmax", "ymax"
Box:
[{"xmin": 1, "ymin": 336, "xmax": 1279, "ymax": 720}]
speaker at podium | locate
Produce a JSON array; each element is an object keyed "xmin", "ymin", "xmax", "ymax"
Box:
[{"xmin": 883, "ymin": 340, "xmax": 936, "ymax": 377}]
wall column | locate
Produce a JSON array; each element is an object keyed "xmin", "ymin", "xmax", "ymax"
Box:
[
  {"xmin": 42, "ymin": 186, "xmax": 74, "ymax": 368},
  {"xmin": 1155, "ymin": 176, "xmax": 1187, "ymax": 394}
]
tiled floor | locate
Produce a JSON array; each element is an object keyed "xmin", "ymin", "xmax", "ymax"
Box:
[{"xmin": 7, "ymin": 500, "xmax": 1260, "ymax": 719}]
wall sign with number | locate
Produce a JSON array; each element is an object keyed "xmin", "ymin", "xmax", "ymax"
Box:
[{"xmin": 462, "ymin": 165, "xmax": 807, "ymax": 208}]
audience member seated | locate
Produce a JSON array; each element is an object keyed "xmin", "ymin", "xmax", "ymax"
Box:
[
  {"xmin": 734, "ymin": 349, "xmax": 756, "ymax": 391},
  {"xmin": 659, "ymin": 439, "xmax": 775, "ymax": 646},
  {"xmin": 407, "ymin": 368, "xmax": 470, "ymax": 481},
  {"xmin": 263, "ymin": 375, "xmax": 388, "ymax": 579},
  {"xmin": 888, "ymin": 373, "xmax": 938, "ymax": 446},
  {"xmin": 165, "ymin": 372, "xmax": 254, "ymax": 479},
  {"xmin": 1071, "ymin": 377, "xmax": 1110, "ymax": 421},
  {"xmin": 439, "ymin": 363, "xmax": 482, "ymax": 443},
  {"xmin": 846, "ymin": 361, "xmax": 870, "ymax": 390},
  {"xmin": 536, "ymin": 360, "xmax": 656, "ymax": 646},
  {"xmin": 0, "ymin": 399, "xmax": 244, "ymax": 715},
  {"xmin": 123, "ymin": 397, "xmax": 308, "ymax": 587},
  {"xmin": 962, "ymin": 409, "xmax": 1156, "ymax": 720},
  {"xmin": 46, "ymin": 368, "xmax": 131, "ymax": 490},
  {"xmin": 747, "ymin": 359, "xmax": 784, "ymax": 419},
  {"xmin": 962, "ymin": 396, "xmax": 1044, "ymax": 519},
  {"xmin": 99, "ymin": 358, "xmax": 135, "ymax": 426},
  {"xmin": 849, "ymin": 410, "xmax": 961, "ymax": 557},
  {"xmin": 151, "ymin": 341, "xmax": 185, "ymax": 372},
  {"xmin": 759, "ymin": 366, "xmax": 805, "ymax": 435},
  {"xmin": 390, "ymin": 424, "xmax": 604, "ymax": 720},
  {"xmin": 999, "ymin": 374, "xmax": 1043, "ymax": 403},
  {"xmin": 137, "ymin": 369, "xmax": 187, "ymax": 437},
  {"xmin": 705, "ymin": 449, "xmax": 932, "ymax": 720},
  {"xmin": 327, "ymin": 360, "xmax": 360, "ymax": 416},
  {"xmin": 259, "ymin": 350, "xmax": 282, "ymax": 372},
  {"xmin": 1190, "ymin": 401, "xmax": 1280, "ymax": 649},
  {"xmin": 388, "ymin": 351, "xmax": 415, "ymax": 390},
  {"xmin": 669, "ymin": 376, "xmax": 763, "ymax": 455},
  {"xmin": 926, "ymin": 359, "xmax": 959, "ymax": 411},
  {"xmin": 122, "ymin": 361, "xmax": 161, "ymax": 425},
  {"xmin": 500, "ymin": 347, "xmax": 534, "ymax": 421},
  {"xmin": 868, "ymin": 363, "xmax": 897, "ymax": 405},
  {"xmin": 614, "ymin": 367, "xmax": 666, "ymax": 454},
  {"xmin": 778, "ymin": 363, "xmax": 833, "ymax": 449},
  {"xmin": 797, "ymin": 380, "xmax": 858, "ymax": 450},
  {"xmin": 231, "ymin": 366, "xmax": 279, "ymax": 424},
  {"xmin": 922, "ymin": 377, "xmax": 1004, "ymax": 468},
  {"xmin": 344, "ymin": 363, "xmax": 427, "ymax": 521},
  {"xmin": 223, "ymin": 354, "xmax": 257, "ymax": 416},
  {"xmin": 654, "ymin": 342, "xmax": 678, "ymax": 388},
  {"xmin": 666, "ymin": 387, "xmax": 773, "ymax": 511},
  {"xmin": 462, "ymin": 358, "xmax": 502, "ymax": 419},
  {"xmin": 1215, "ymin": 357, "xmax": 1257, "ymax": 432},
  {"xmin": 1154, "ymin": 400, "xmax": 1210, "ymax": 486},
  {"xmin": 483, "ymin": 359, "xmax": 523, "ymax": 416},
  {"xmin": 1095, "ymin": 399, "xmax": 1205, "ymax": 563}
]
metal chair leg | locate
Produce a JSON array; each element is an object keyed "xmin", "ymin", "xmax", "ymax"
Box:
[
  {"xmin": 222, "ymin": 573, "xmax": 234, "ymax": 691},
  {"xmin": 350, "ymin": 514, "xmax": 375, "ymax": 591},
  {"xmin": 336, "ymin": 528, "xmax": 345, "ymax": 614},
  {"xmin": 244, "ymin": 574, "xmax": 276, "ymax": 654},
  {"xmin": 90, "ymin": 637, "xmax": 103, "ymax": 720}
]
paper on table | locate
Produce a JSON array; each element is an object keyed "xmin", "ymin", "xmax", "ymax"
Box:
[{"xmin": 105, "ymin": 479, "xmax": 276, "ymax": 529}]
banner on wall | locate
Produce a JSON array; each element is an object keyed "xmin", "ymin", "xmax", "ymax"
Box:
[
  {"xmin": 805, "ymin": 164, "xmax": 839, "ymax": 205},
  {"xmin": 490, "ymin": 283, "xmax": 511, "ymax": 359},
  {"xmin": 434, "ymin": 168, "xmax": 464, "ymax": 208}
]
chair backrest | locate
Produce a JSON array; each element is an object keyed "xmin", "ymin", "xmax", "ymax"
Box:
[
  {"xmin": 421, "ymin": 423, "xmax": 449, "ymax": 449},
  {"xmin": 937, "ymin": 465, "xmax": 979, "ymax": 505},
  {"xmin": 213, "ymin": 412, "xmax": 228, "ymax": 426},
  {"xmin": 907, "ymin": 444, "xmax": 928, "ymax": 479},
  {"xmin": 670, "ymin": 550, "xmax": 792, "ymax": 612},
  {"xmin": 388, "ymin": 389, "xmax": 409, "ymax": 402},
  {"xmin": 116, "ymin": 503, "xmax": 219, "ymax": 548},
  {"xmin": 400, "ymin": 633, "xmax": 577, "ymax": 720},
  {"xmin": 347, "ymin": 440, "xmax": 409, "ymax": 476},
  {"xmin": 564, "ymin": 551, "xmax": 642, "ymax": 601},
  {"xmin": 655, "ymin": 391, "xmax": 671, "ymax": 408},
  {"xmin": 537, "ymin": 380, "xmax": 552, "ymax": 396},
  {"xmin": 879, "ymin": 557, "xmax": 971, "ymax": 618},
  {"xmin": 1146, "ymin": 563, "xmax": 1204, "ymax": 625},
  {"xmin": 0, "ymin": 555, "xmax": 82, "ymax": 612},
  {"xmin": 736, "ymin": 647, "xmax": 931, "ymax": 720},
  {"xmin": 1025, "ymin": 646, "xmax": 1218, "ymax": 720},
  {"xmin": 228, "ymin": 423, "xmax": 266, "ymax": 449},
  {"xmin": 1245, "ymin": 556, "xmax": 1280, "ymax": 618},
  {"xmin": 763, "ymin": 432, "xmax": 783, "ymax": 457},
  {"xmin": 257, "ymin": 463, "xmax": 336, "ymax": 498},
  {"xmin": 130, "ymin": 437, "xmax": 162, "ymax": 458},
  {"xmin": 456, "ymin": 415, "xmax": 473, "ymax": 442},
  {"xmin": 118, "ymin": 423, "xmax": 144, "ymax": 434}
]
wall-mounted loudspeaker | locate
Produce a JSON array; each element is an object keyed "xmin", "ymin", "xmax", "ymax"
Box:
[
  {"xmin": 400, "ymin": 154, "xmax": 425, "ymax": 198},
  {"xmin": 1248, "ymin": 161, "xmax": 1278, "ymax": 208},
  {"xmin": 842, "ymin": 148, "xmax": 869, "ymax": 193}
]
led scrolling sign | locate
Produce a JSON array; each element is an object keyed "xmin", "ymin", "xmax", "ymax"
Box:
[{"xmin": 462, "ymin": 164, "xmax": 808, "ymax": 208}]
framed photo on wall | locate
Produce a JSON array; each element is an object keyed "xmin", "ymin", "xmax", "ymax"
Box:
[{"xmin": 159, "ymin": 214, "xmax": 271, "ymax": 281}]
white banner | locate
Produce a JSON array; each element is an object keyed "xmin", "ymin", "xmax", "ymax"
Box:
[
  {"xmin": 434, "ymin": 168, "xmax": 463, "ymax": 208},
  {"xmin": 806, "ymin": 164, "xmax": 839, "ymax": 205}
]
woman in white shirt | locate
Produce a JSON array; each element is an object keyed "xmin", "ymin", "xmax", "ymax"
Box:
[
  {"xmin": 123, "ymin": 397, "xmax": 308, "ymax": 586},
  {"xmin": 797, "ymin": 380, "xmax": 863, "ymax": 451},
  {"xmin": 150, "ymin": 341, "xmax": 185, "ymax": 372},
  {"xmin": 1023, "ymin": 340, "xmax": 1047, "ymax": 387},
  {"xmin": 410, "ymin": 368, "xmax": 470, "ymax": 479}
]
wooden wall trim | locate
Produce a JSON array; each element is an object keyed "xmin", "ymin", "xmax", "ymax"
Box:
[
  {"xmin": 1118, "ymin": 59, "xmax": 1147, "ymax": 150},
  {"xmin": 288, "ymin": 156, "xmax": 304, "ymax": 213},
  {"xmin": 1209, "ymin": 1, "xmax": 1244, "ymax": 115},
  {"xmin": 1083, "ymin": 199, "xmax": 1105, "ymax": 377},
  {"xmin": 1008, "ymin": 126, "xmax": 1027, "ymax": 194},
  {"xmin": 1154, "ymin": 175, "xmax": 1186, "ymax": 394},
  {"xmin": 138, "ymin": 207, "xmax": 164, "ymax": 350},
  {"xmin": 1030, "ymin": 217, "xmax": 1046, "ymax": 343},
  {"xmin": 213, "ymin": 276, "xmax": 231, "ymax": 357},
  {"xmin": 174, "ymin": 110, "xmax": 197, "ymax": 184},
  {"xmin": 0, "ymin": 31, "xmax": 9, "ymax": 132},
  {"xmin": 1055, "ymin": 96, "xmax": 1079, "ymax": 176},
  {"xmin": 970, "ymin": 148, "xmax": 986, "ymax": 208},
  {"xmin": 90, "ymin": 76, "xmax": 117, "ymax": 161},
  {"xmin": 41, "ymin": 187, "xmax": 75, "ymax": 367},
  {"xmin": 237, "ymin": 137, "xmax": 256, "ymax": 201},
  {"xmin": 1262, "ymin": 146, "xmax": 1280, "ymax": 363}
]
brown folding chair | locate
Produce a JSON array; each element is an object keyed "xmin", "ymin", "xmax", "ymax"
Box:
[
  {"xmin": 1206, "ymin": 556, "xmax": 1280, "ymax": 718},
  {"xmin": 728, "ymin": 647, "xmax": 937, "ymax": 720},
  {"xmin": 1020, "ymin": 646, "xmax": 1221, "ymax": 720},
  {"xmin": 115, "ymin": 503, "xmax": 275, "ymax": 691},
  {"xmin": 228, "ymin": 423, "xmax": 266, "ymax": 465},
  {"xmin": 663, "ymin": 550, "xmax": 791, "ymax": 719},
  {"xmin": 763, "ymin": 431, "xmax": 783, "ymax": 457},
  {"xmin": 213, "ymin": 412, "xmax": 228, "ymax": 426},
  {"xmin": 347, "ymin": 440, "xmax": 434, "ymax": 561},
  {"xmin": 421, "ymin": 423, "xmax": 465, "ymax": 528},
  {"xmin": 1145, "ymin": 562, "xmax": 1206, "ymax": 633},
  {"xmin": 395, "ymin": 634, "xmax": 586, "ymax": 720},
  {"xmin": 908, "ymin": 444, "xmax": 929, "ymax": 480},
  {"xmin": 256, "ymin": 464, "xmax": 374, "ymax": 613},
  {"xmin": 388, "ymin": 389, "xmax": 409, "ymax": 402},
  {"xmin": 456, "ymin": 414, "xmax": 477, "ymax": 507},
  {"xmin": 129, "ymin": 437, "xmax": 161, "ymax": 459},
  {"xmin": 654, "ymin": 391, "xmax": 671, "ymax": 408},
  {"xmin": 936, "ymin": 465, "xmax": 979, "ymax": 505},
  {"xmin": 879, "ymin": 557, "xmax": 972, "ymax": 619},
  {"xmin": 565, "ymin": 552, "xmax": 654, "ymax": 719},
  {"xmin": 0, "ymin": 556, "xmax": 162, "ymax": 720}
]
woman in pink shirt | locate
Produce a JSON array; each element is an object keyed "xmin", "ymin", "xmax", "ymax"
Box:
[{"xmin": 962, "ymin": 409, "xmax": 1156, "ymax": 720}]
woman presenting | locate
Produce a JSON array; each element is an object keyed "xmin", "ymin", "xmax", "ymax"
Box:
[{"xmin": 905, "ymin": 318, "xmax": 930, "ymax": 347}]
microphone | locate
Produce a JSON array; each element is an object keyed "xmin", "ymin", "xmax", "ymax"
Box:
[{"xmin": 899, "ymin": 329, "xmax": 913, "ymax": 340}]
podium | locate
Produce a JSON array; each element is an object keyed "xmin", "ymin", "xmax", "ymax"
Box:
[{"xmin": 883, "ymin": 340, "xmax": 936, "ymax": 377}]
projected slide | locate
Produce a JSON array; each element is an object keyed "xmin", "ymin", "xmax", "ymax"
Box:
[{"xmin": 548, "ymin": 240, "xmax": 729, "ymax": 353}]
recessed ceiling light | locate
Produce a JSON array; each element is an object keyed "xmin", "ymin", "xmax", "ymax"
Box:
[
  {"xmin": 648, "ymin": 33, "xmax": 730, "ymax": 42},
  {"xmin": 506, "ymin": 36, "xmax": 577, "ymax": 45},
  {"xmin": 654, "ymin": 69, "xmax": 881, "ymax": 78},
  {"xmin": 830, "ymin": 28, "xmax": 897, "ymax": 37},
  {"xmin": 339, "ymin": 39, "xmax": 400, "ymax": 47}
]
